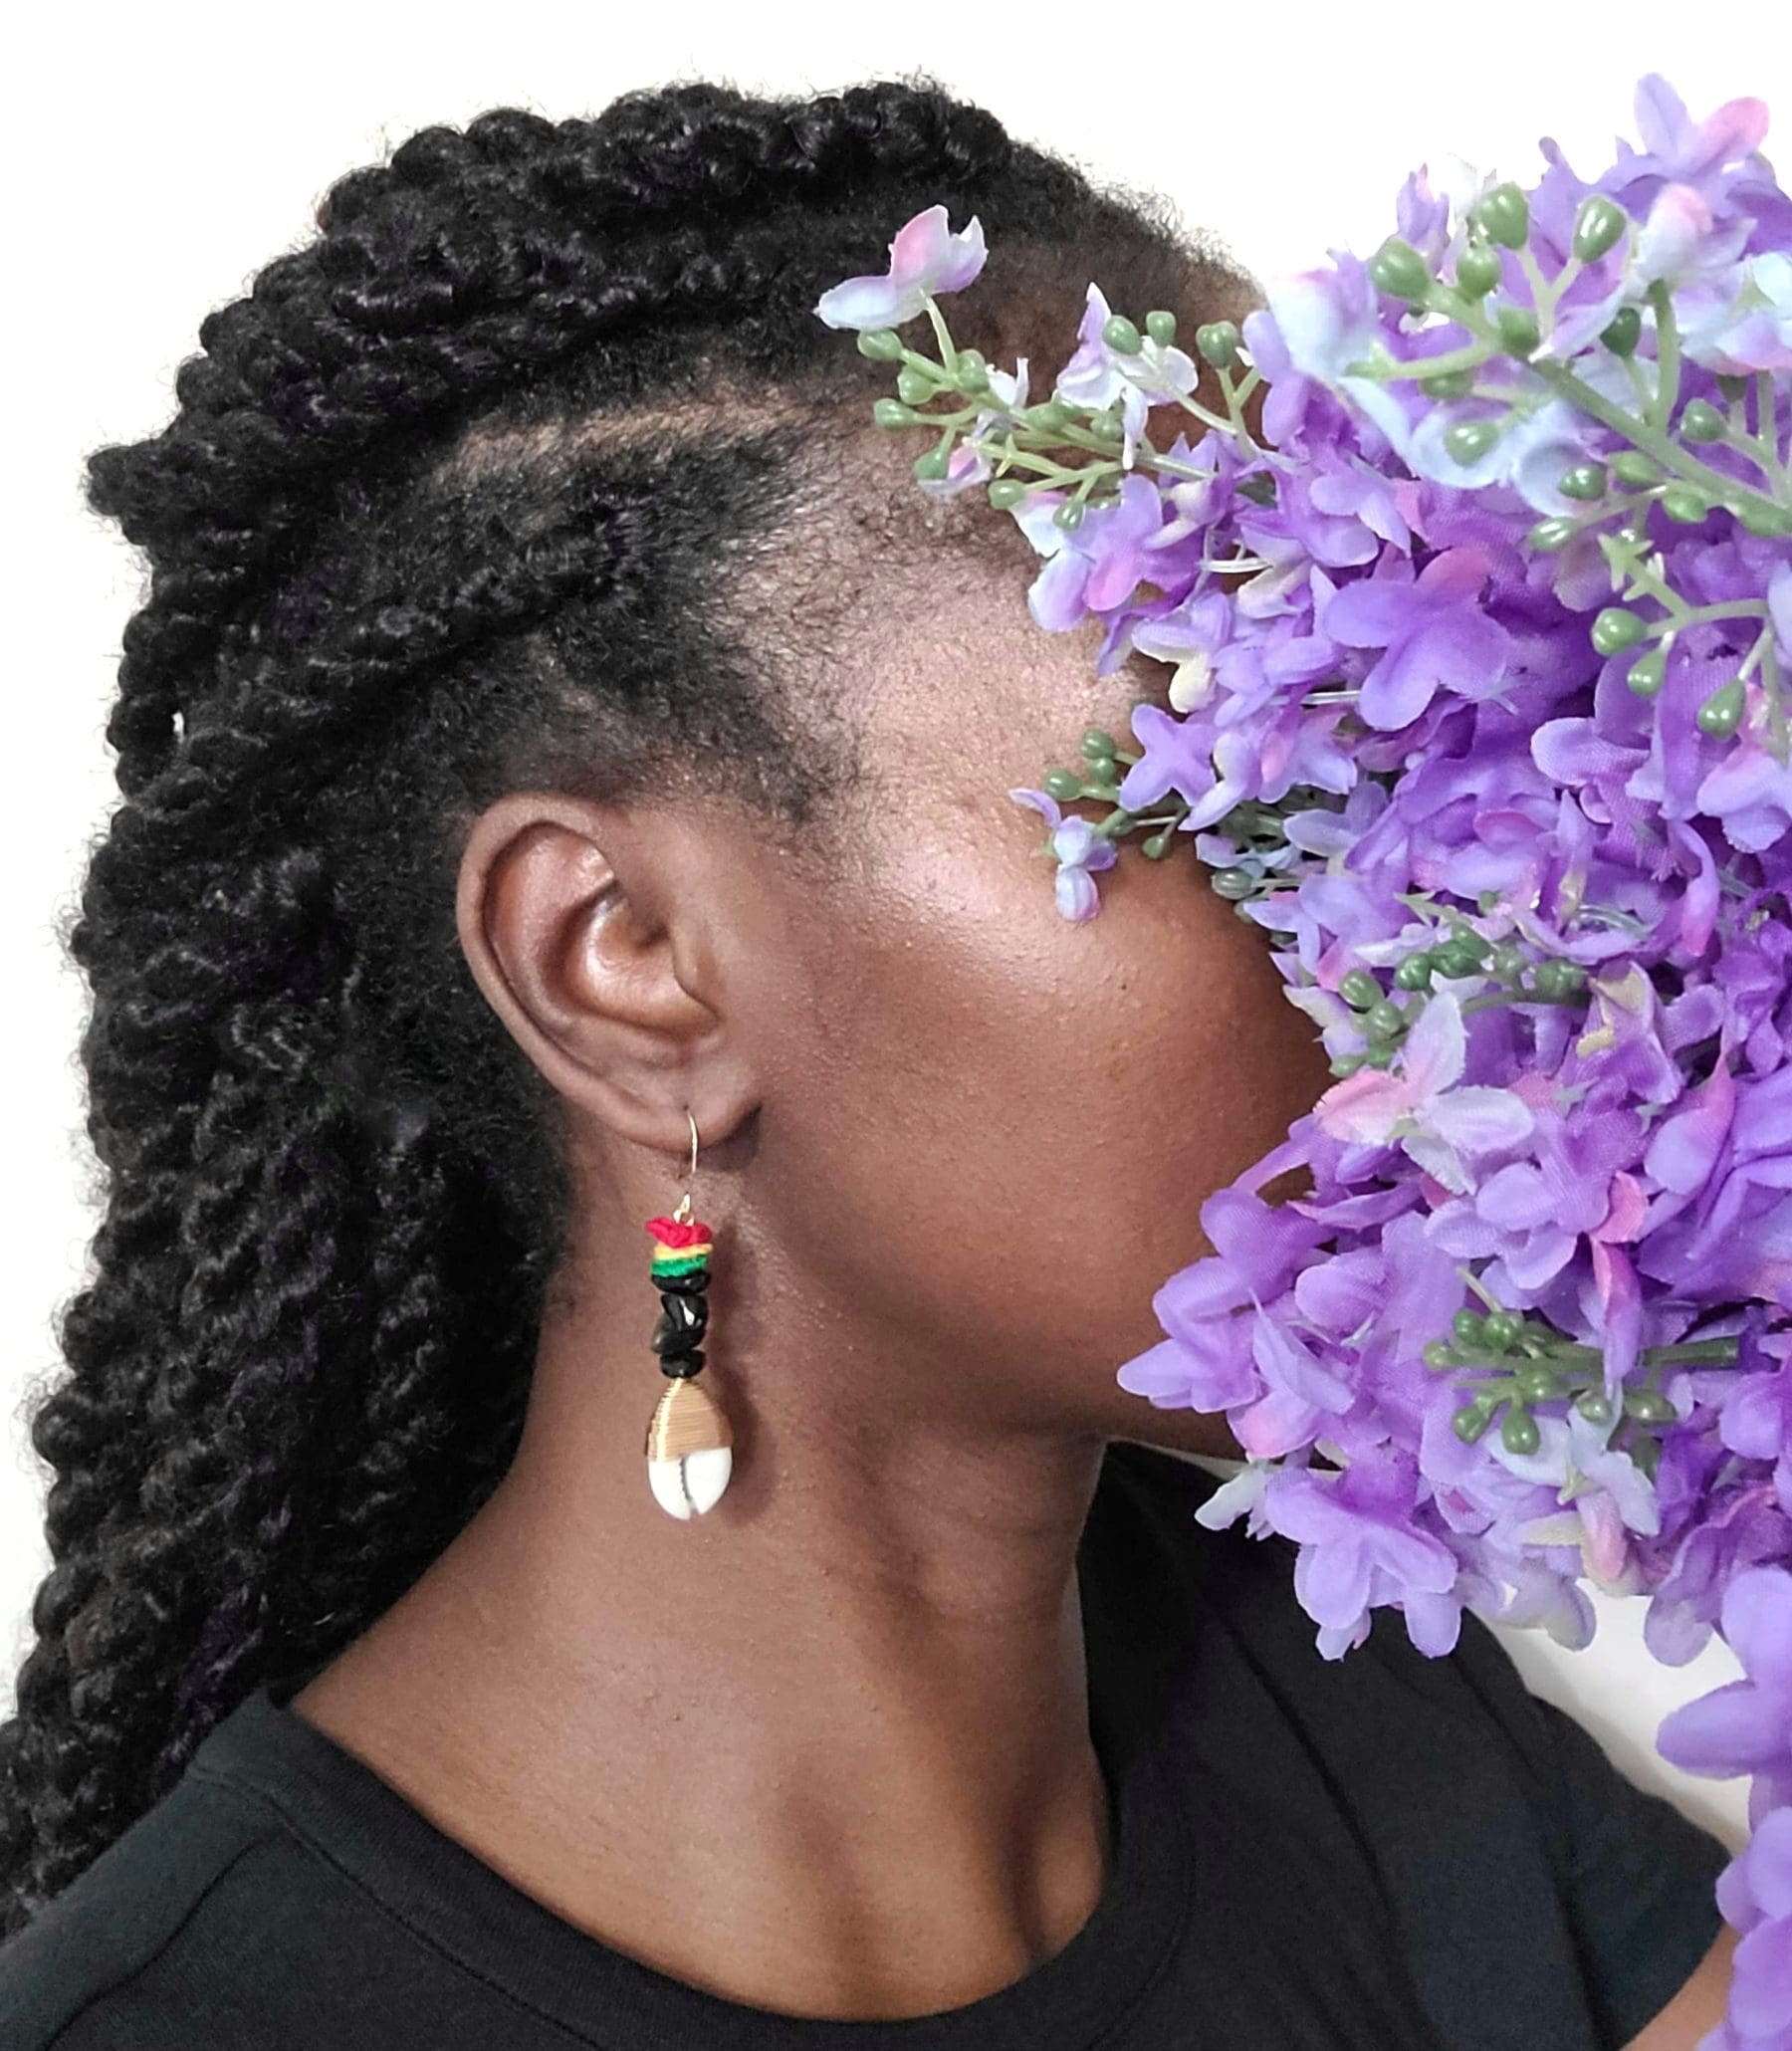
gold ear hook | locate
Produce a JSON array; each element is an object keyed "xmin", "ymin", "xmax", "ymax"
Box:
[{"xmin": 671, "ymin": 1108, "xmax": 699, "ymax": 1225}]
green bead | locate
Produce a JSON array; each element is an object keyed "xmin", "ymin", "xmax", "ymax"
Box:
[
  {"xmin": 1453, "ymin": 1308, "xmax": 1486, "ymax": 1345},
  {"xmin": 1558, "ymin": 462, "xmax": 1608, "ymax": 502},
  {"xmin": 1499, "ymin": 1405, "xmax": 1541, "ymax": 1455},
  {"xmin": 1591, "ymin": 606, "xmax": 1647, "ymax": 655},
  {"xmin": 1394, "ymin": 953, "xmax": 1436, "ymax": 992},
  {"xmin": 987, "ymin": 478, "xmax": 1027, "ymax": 511},
  {"xmin": 872, "ymin": 397, "xmax": 918, "ymax": 428},
  {"xmin": 1145, "ymin": 309, "xmax": 1179, "ymax": 345},
  {"xmin": 1455, "ymin": 243, "xmax": 1503, "ymax": 297},
  {"xmin": 1735, "ymin": 499, "xmax": 1792, "ymax": 539},
  {"xmin": 1572, "ymin": 195, "xmax": 1628, "ymax": 263},
  {"xmin": 1141, "ymin": 827, "xmax": 1176, "ymax": 858},
  {"xmin": 1600, "ymin": 306, "xmax": 1642, "ymax": 355},
  {"xmin": 1495, "ymin": 305, "xmax": 1540, "ymax": 356},
  {"xmin": 1610, "ymin": 450, "xmax": 1659, "ymax": 487},
  {"xmin": 1042, "ymin": 768, "xmax": 1084, "ymax": 800},
  {"xmin": 1527, "ymin": 517, "xmax": 1578, "ymax": 552},
  {"xmin": 1679, "ymin": 399, "xmax": 1726, "ymax": 443},
  {"xmin": 1575, "ymin": 1391, "xmax": 1616, "ymax": 1425},
  {"xmin": 1339, "ymin": 969, "xmax": 1382, "ymax": 1010},
  {"xmin": 1445, "ymin": 418, "xmax": 1501, "ymax": 464},
  {"xmin": 1483, "ymin": 1310, "xmax": 1523, "ymax": 1350},
  {"xmin": 1102, "ymin": 313, "xmax": 1143, "ymax": 354},
  {"xmin": 1625, "ymin": 645, "xmax": 1667, "ymax": 697},
  {"xmin": 1366, "ymin": 1000, "xmax": 1406, "ymax": 1039},
  {"xmin": 1420, "ymin": 369, "xmax": 1475, "ymax": 399},
  {"xmin": 1696, "ymin": 677, "xmax": 1746, "ymax": 739},
  {"xmin": 913, "ymin": 449, "xmax": 951, "ymax": 481},
  {"xmin": 1474, "ymin": 183, "xmax": 1530, "ymax": 249},
  {"xmin": 1080, "ymin": 728, "xmax": 1120, "ymax": 760},
  {"xmin": 856, "ymin": 328, "xmax": 905, "ymax": 361},
  {"xmin": 1369, "ymin": 237, "xmax": 1433, "ymax": 302},
  {"xmin": 1195, "ymin": 320, "xmax": 1241, "ymax": 367},
  {"xmin": 1453, "ymin": 1401, "xmax": 1495, "ymax": 1444},
  {"xmin": 1662, "ymin": 485, "xmax": 1710, "ymax": 524}
]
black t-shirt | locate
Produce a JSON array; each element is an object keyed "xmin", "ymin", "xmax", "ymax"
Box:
[{"xmin": 1, "ymin": 1440, "xmax": 1731, "ymax": 2050}]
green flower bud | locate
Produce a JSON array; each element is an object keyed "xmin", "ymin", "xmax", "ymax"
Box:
[
  {"xmin": 1574, "ymin": 1390, "xmax": 1616, "ymax": 1425},
  {"xmin": 1495, "ymin": 304, "xmax": 1540, "ymax": 356},
  {"xmin": 1089, "ymin": 409, "xmax": 1124, "ymax": 442},
  {"xmin": 1526, "ymin": 516, "xmax": 1579, "ymax": 553},
  {"xmin": 1141, "ymin": 827, "xmax": 1176, "ymax": 859},
  {"xmin": 1394, "ymin": 952, "xmax": 1436, "ymax": 992},
  {"xmin": 1490, "ymin": 943, "xmax": 1526, "ymax": 981},
  {"xmin": 1042, "ymin": 768, "xmax": 1084, "ymax": 800},
  {"xmin": 1679, "ymin": 399, "xmax": 1726, "ymax": 443},
  {"xmin": 1499, "ymin": 1404, "xmax": 1540, "ymax": 1455},
  {"xmin": 1423, "ymin": 1339, "xmax": 1456, "ymax": 1369},
  {"xmin": 913, "ymin": 449, "xmax": 951, "ymax": 481},
  {"xmin": 1145, "ymin": 309, "xmax": 1179, "ymax": 345},
  {"xmin": 1053, "ymin": 501, "xmax": 1086, "ymax": 531},
  {"xmin": 1080, "ymin": 728, "xmax": 1121, "ymax": 760},
  {"xmin": 1571, "ymin": 195, "xmax": 1628, "ymax": 262},
  {"xmin": 1102, "ymin": 314, "xmax": 1143, "ymax": 355},
  {"xmin": 1533, "ymin": 958, "xmax": 1587, "ymax": 1001},
  {"xmin": 1455, "ymin": 243, "xmax": 1503, "ymax": 297},
  {"xmin": 1369, "ymin": 237, "xmax": 1433, "ymax": 302},
  {"xmin": 1610, "ymin": 451, "xmax": 1660, "ymax": 487},
  {"xmin": 1735, "ymin": 499, "xmax": 1792, "ymax": 539},
  {"xmin": 1626, "ymin": 645, "xmax": 1668, "ymax": 697},
  {"xmin": 1483, "ymin": 1309, "xmax": 1523, "ymax": 1350},
  {"xmin": 1366, "ymin": 1000, "xmax": 1406, "ymax": 1039},
  {"xmin": 1420, "ymin": 369, "xmax": 1475, "ymax": 399},
  {"xmin": 1516, "ymin": 1365, "xmax": 1565, "ymax": 1404},
  {"xmin": 987, "ymin": 477, "xmax": 1028, "ymax": 511},
  {"xmin": 1339, "ymin": 969, "xmax": 1382, "ymax": 1010},
  {"xmin": 1558, "ymin": 462, "xmax": 1608, "ymax": 502},
  {"xmin": 1474, "ymin": 183, "xmax": 1530, "ymax": 249},
  {"xmin": 1600, "ymin": 306, "xmax": 1642, "ymax": 355},
  {"xmin": 1445, "ymin": 418, "xmax": 1502, "ymax": 464},
  {"xmin": 1453, "ymin": 1308, "xmax": 1486, "ymax": 1346},
  {"xmin": 1195, "ymin": 320, "xmax": 1241, "ymax": 367},
  {"xmin": 1332, "ymin": 1051, "xmax": 1370, "ymax": 1079},
  {"xmin": 856, "ymin": 328, "xmax": 905, "ymax": 361},
  {"xmin": 895, "ymin": 366, "xmax": 934, "ymax": 406},
  {"xmin": 1661, "ymin": 485, "xmax": 1711, "ymax": 524},
  {"xmin": 1452, "ymin": 1400, "xmax": 1496, "ymax": 1444},
  {"xmin": 1627, "ymin": 1388, "xmax": 1679, "ymax": 1423},
  {"xmin": 1211, "ymin": 866, "xmax": 1258, "ymax": 901},
  {"xmin": 1591, "ymin": 606, "xmax": 1647, "ymax": 654},
  {"xmin": 872, "ymin": 397, "xmax": 919, "ymax": 428},
  {"xmin": 1695, "ymin": 677, "xmax": 1746, "ymax": 739}
]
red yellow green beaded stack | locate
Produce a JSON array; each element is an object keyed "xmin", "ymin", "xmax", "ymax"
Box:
[{"xmin": 645, "ymin": 1214, "xmax": 713, "ymax": 1278}]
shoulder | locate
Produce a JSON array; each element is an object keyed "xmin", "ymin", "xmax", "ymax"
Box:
[{"xmin": 0, "ymin": 1769, "xmax": 292, "ymax": 2049}]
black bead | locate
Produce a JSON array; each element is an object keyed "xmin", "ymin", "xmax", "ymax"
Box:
[
  {"xmin": 656, "ymin": 1268, "xmax": 710, "ymax": 1295},
  {"xmin": 653, "ymin": 1293, "xmax": 708, "ymax": 1345},
  {"xmin": 660, "ymin": 1349, "xmax": 706, "ymax": 1378}
]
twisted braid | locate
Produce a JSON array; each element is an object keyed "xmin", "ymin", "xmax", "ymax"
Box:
[{"xmin": 3, "ymin": 71, "xmax": 1251, "ymax": 1933}]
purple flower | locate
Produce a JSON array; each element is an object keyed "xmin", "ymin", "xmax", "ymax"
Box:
[
  {"xmin": 1054, "ymin": 282, "xmax": 1199, "ymax": 470},
  {"xmin": 1658, "ymin": 1565, "xmax": 1792, "ymax": 1828},
  {"xmin": 812, "ymin": 204, "xmax": 987, "ymax": 330},
  {"xmin": 1320, "ymin": 546, "xmax": 1513, "ymax": 728},
  {"xmin": 1010, "ymin": 471, "xmax": 1203, "ymax": 635},
  {"xmin": 1712, "ymin": 1803, "xmax": 1792, "ymax": 2045},
  {"xmin": 1008, "ymin": 788, "xmax": 1118, "ymax": 921}
]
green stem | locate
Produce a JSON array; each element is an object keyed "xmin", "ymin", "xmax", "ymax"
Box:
[{"xmin": 1646, "ymin": 279, "xmax": 1680, "ymax": 433}]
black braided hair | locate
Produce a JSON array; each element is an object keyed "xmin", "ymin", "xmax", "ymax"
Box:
[{"xmin": 1, "ymin": 70, "xmax": 1256, "ymax": 1933}]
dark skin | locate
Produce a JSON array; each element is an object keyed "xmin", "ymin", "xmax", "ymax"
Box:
[{"xmin": 287, "ymin": 436, "xmax": 1735, "ymax": 2041}]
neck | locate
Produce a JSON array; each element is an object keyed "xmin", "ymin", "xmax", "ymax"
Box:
[{"xmin": 289, "ymin": 1203, "xmax": 1119, "ymax": 2021}]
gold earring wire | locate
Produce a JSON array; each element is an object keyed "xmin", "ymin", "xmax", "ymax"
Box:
[{"xmin": 670, "ymin": 1108, "xmax": 699, "ymax": 1225}]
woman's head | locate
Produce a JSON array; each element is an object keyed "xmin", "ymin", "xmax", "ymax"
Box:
[{"xmin": 3, "ymin": 73, "xmax": 1318, "ymax": 1929}]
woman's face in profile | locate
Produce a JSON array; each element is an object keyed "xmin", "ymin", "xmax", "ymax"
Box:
[{"xmin": 693, "ymin": 480, "xmax": 1335, "ymax": 1446}]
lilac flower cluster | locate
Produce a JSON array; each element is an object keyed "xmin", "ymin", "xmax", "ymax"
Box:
[{"xmin": 817, "ymin": 75, "xmax": 1791, "ymax": 2042}]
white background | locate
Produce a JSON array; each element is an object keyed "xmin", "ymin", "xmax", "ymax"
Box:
[{"xmin": 9, "ymin": 2, "xmax": 1788, "ymax": 1853}]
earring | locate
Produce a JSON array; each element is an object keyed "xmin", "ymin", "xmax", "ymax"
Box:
[{"xmin": 642, "ymin": 1108, "xmax": 733, "ymax": 1519}]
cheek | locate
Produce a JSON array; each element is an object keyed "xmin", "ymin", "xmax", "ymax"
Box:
[{"xmin": 748, "ymin": 805, "xmax": 1333, "ymax": 1411}]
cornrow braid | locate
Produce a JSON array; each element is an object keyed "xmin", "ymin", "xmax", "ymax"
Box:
[{"xmin": 3, "ymin": 70, "xmax": 1256, "ymax": 1933}]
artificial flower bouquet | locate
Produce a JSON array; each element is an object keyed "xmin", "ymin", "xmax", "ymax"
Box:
[{"xmin": 815, "ymin": 74, "xmax": 1792, "ymax": 2049}]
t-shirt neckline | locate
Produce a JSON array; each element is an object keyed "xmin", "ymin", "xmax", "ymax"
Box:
[{"xmin": 190, "ymin": 1513, "xmax": 1195, "ymax": 2050}]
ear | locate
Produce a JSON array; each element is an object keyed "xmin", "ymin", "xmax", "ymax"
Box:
[{"xmin": 454, "ymin": 791, "xmax": 758, "ymax": 1157}]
